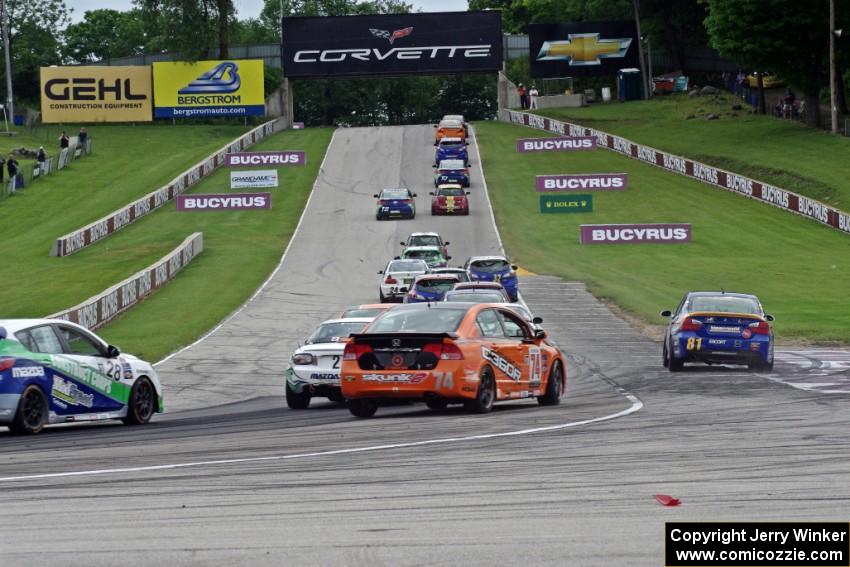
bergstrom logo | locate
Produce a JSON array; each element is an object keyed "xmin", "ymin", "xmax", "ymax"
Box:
[
  {"xmin": 178, "ymin": 61, "xmax": 241, "ymax": 94},
  {"xmin": 537, "ymin": 33, "xmax": 632, "ymax": 66},
  {"xmin": 369, "ymin": 26, "xmax": 413, "ymax": 44}
]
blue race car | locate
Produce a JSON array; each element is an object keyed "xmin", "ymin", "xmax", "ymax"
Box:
[
  {"xmin": 434, "ymin": 159, "xmax": 470, "ymax": 187},
  {"xmin": 403, "ymin": 274, "xmax": 461, "ymax": 303},
  {"xmin": 661, "ymin": 291, "xmax": 775, "ymax": 372},
  {"xmin": 434, "ymin": 137, "xmax": 469, "ymax": 166},
  {"xmin": 464, "ymin": 256, "xmax": 519, "ymax": 302},
  {"xmin": 0, "ymin": 320, "xmax": 163, "ymax": 434},
  {"xmin": 374, "ymin": 187, "xmax": 416, "ymax": 220}
]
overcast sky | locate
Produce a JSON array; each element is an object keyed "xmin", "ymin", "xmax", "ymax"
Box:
[{"xmin": 66, "ymin": 0, "xmax": 470, "ymax": 22}]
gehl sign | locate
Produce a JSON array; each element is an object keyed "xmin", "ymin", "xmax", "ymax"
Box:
[
  {"xmin": 40, "ymin": 66, "xmax": 153, "ymax": 123},
  {"xmin": 281, "ymin": 11, "xmax": 503, "ymax": 78}
]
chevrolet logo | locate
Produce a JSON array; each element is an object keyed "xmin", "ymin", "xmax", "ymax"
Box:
[{"xmin": 537, "ymin": 33, "xmax": 632, "ymax": 66}]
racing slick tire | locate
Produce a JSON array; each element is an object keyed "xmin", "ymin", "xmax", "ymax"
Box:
[
  {"xmin": 465, "ymin": 366, "xmax": 495, "ymax": 414},
  {"xmin": 9, "ymin": 384, "xmax": 48, "ymax": 435},
  {"xmin": 348, "ymin": 398, "xmax": 378, "ymax": 418},
  {"xmin": 327, "ymin": 392, "xmax": 345, "ymax": 404},
  {"xmin": 537, "ymin": 361, "xmax": 564, "ymax": 406},
  {"xmin": 662, "ymin": 342, "xmax": 670, "ymax": 368},
  {"xmin": 749, "ymin": 359, "xmax": 774, "ymax": 373},
  {"xmin": 379, "ymin": 289, "xmax": 387, "ymax": 303},
  {"xmin": 668, "ymin": 341, "xmax": 684, "ymax": 372},
  {"xmin": 286, "ymin": 382, "xmax": 311, "ymax": 410},
  {"xmin": 425, "ymin": 398, "xmax": 449, "ymax": 411},
  {"xmin": 123, "ymin": 376, "xmax": 157, "ymax": 425}
]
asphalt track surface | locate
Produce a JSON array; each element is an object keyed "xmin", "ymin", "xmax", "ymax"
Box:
[{"xmin": 2, "ymin": 125, "xmax": 849, "ymax": 567}]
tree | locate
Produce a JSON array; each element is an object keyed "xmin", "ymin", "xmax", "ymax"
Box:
[
  {"xmin": 63, "ymin": 9, "xmax": 147, "ymax": 63},
  {"xmin": 639, "ymin": 0, "xmax": 708, "ymax": 73},
  {"xmin": 705, "ymin": 0, "xmax": 830, "ymax": 126},
  {"xmin": 136, "ymin": 0, "xmax": 235, "ymax": 60}
]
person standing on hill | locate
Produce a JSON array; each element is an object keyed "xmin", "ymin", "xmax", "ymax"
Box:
[
  {"xmin": 37, "ymin": 146, "xmax": 47, "ymax": 176},
  {"xmin": 7, "ymin": 156, "xmax": 18, "ymax": 195},
  {"xmin": 59, "ymin": 131, "xmax": 69, "ymax": 150},
  {"xmin": 0, "ymin": 154, "xmax": 5, "ymax": 185},
  {"xmin": 78, "ymin": 127, "xmax": 88, "ymax": 148},
  {"xmin": 517, "ymin": 83, "xmax": 528, "ymax": 109},
  {"xmin": 529, "ymin": 84, "xmax": 540, "ymax": 110}
]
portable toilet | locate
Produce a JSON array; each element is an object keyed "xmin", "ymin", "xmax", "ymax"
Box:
[{"xmin": 617, "ymin": 68, "xmax": 642, "ymax": 101}]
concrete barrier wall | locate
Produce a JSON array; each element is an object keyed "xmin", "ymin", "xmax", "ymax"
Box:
[
  {"xmin": 50, "ymin": 120, "xmax": 278, "ymax": 257},
  {"xmin": 501, "ymin": 109, "xmax": 850, "ymax": 237},
  {"xmin": 48, "ymin": 232, "xmax": 204, "ymax": 330}
]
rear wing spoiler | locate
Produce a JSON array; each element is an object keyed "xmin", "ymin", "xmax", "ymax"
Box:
[
  {"xmin": 350, "ymin": 332, "xmax": 458, "ymax": 343},
  {"xmin": 688, "ymin": 312, "xmax": 766, "ymax": 322}
]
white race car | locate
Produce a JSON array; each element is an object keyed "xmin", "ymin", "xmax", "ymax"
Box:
[
  {"xmin": 378, "ymin": 258, "xmax": 429, "ymax": 302},
  {"xmin": 0, "ymin": 319, "xmax": 163, "ymax": 434},
  {"xmin": 286, "ymin": 317, "xmax": 373, "ymax": 409}
]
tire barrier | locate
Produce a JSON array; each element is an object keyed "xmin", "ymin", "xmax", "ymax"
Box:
[
  {"xmin": 501, "ymin": 109, "xmax": 850, "ymax": 238},
  {"xmin": 48, "ymin": 232, "xmax": 203, "ymax": 330},
  {"xmin": 50, "ymin": 120, "xmax": 278, "ymax": 257}
]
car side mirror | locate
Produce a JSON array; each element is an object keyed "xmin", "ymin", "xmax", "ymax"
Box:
[
  {"xmin": 400, "ymin": 241, "xmax": 406, "ymax": 246},
  {"xmin": 765, "ymin": 314, "xmax": 775, "ymax": 322},
  {"xmin": 446, "ymin": 256, "xmax": 452, "ymax": 260},
  {"xmin": 444, "ymin": 241, "xmax": 450, "ymax": 246},
  {"xmin": 660, "ymin": 310, "xmax": 672, "ymax": 317},
  {"xmin": 378, "ymin": 270, "xmax": 384, "ymax": 274},
  {"xmin": 412, "ymin": 193, "xmax": 417, "ymax": 197},
  {"xmin": 432, "ymin": 164, "xmax": 437, "ymax": 168},
  {"xmin": 534, "ymin": 329, "xmax": 546, "ymax": 340},
  {"xmin": 511, "ymin": 265, "xmax": 518, "ymax": 270},
  {"xmin": 393, "ymin": 256, "xmax": 400, "ymax": 260},
  {"xmin": 433, "ymin": 142, "xmax": 438, "ymax": 146},
  {"xmin": 428, "ymin": 192, "xmax": 434, "ymax": 196},
  {"xmin": 373, "ymin": 194, "xmax": 379, "ymax": 198},
  {"xmin": 466, "ymin": 191, "xmax": 471, "ymax": 195},
  {"xmin": 465, "ymin": 162, "xmax": 471, "ymax": 166},
  {"xmin": 106, "ymin": 345, "xmax": 120, "ymax": 358},
  {"xmin": 399, "ymin": 287, "xmax": 408, "ymax": 293},
  {"xmin": 532, "ymin": 316, "xmax": 543, "ymax": 325}
]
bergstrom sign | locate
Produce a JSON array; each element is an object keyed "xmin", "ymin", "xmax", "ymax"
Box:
[{"xmin": 281, "ymin": 11, "xmax": 502, "ymax": 78}]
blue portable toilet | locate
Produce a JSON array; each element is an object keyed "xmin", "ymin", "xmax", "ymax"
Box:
[{"xmin": 617, "ymin": 68, "xmax": 642, "ymax": 101}]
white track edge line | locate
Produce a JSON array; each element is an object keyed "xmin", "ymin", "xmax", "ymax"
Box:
[
  {"xmin": 0, "ymin": 394, "xmax": 642, "ymax": 483},
  {"xmin": 155, "ymin": 129, "xmax": 339, "ymax": 366},
  {"xmin": 471, "ymin": 124, "xmax": 505, "ymax": 256}
]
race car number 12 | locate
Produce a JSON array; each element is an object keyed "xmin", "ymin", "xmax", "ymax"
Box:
[{"xmin": 686, "ymin": 337, "xmax": 702, "ymax": 351}]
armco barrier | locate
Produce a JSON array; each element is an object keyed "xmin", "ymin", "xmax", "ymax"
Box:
[
  {"xmin": 50, "ymin": 120, "xmax": 278, "ymax": 256},
  {"xmin": 48, "ymin": 232, "xmax": 203, "ymax": 330},
  {"xmin": 501, "ymin": 109, "xmax": 850, "ymax": 237}
]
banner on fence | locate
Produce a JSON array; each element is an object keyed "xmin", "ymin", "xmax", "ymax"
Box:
[
  {"xmin": 40, "ymin": 66, "xmax": 152, "ymax": 123},
  {"xmin": 153, "ymin": 60, "xmax": 265, "ymax": 118},
  {"xmin": 536, "ymin": 173, "xmax": 627, "ymax": 191},
  {"xmin": 230, "ymin": 170, "xmax": 278, "ymax": 189},
  {"xmin": 177, "ymin": 193, "xmax": 271, "ymax": 211},
  {"xmin": 226, "ymin": 151, "xmax": 305, "ymax": 167}
]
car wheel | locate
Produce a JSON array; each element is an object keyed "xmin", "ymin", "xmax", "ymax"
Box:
[
  {"xmin": 123, "ymin": 377, "xmax": 156, "ymax": 425},
  {"xmin": 327, "ymin": 391, "xmax": 345, "ymax": 403},
  {"xmin": 668, "ymin": 340, "xmax": 684, "ymax": 372},
  {"xmin": 465, "ymin": 366, "xmax": 495, "ymax": 414},
  {"xmin": 425, "ymin": 398, "xmax": 448, "ymax": 411},
  {"xmin": 537, "ymin": 361, "xmax": 563, "ymax": 406},
  {"xmin": 348, "ymin": 398, "xmax": 377, "ymax": 418},
  {"xmin": 9, "ymin": 384, "xmax": 48, "ymax": 435},
  {"xmin": 749, "ymin": 359, "xmax": 774, "ymax": 373},
  {"xmin": 286, "ymin": 382, "xmax": 311, "ymax": 410},
  {"xmin": 379, "ymin": 289, "xmax": 387, "ymax": 303},
  {"xmin": 662, "ymin": 341, "xmax": 670, "ymax": 368}
]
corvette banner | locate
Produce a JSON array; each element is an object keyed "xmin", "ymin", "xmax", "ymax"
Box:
[{"xmin": 281, "ymin": 11, "xmax": 502, "ymax": 78}]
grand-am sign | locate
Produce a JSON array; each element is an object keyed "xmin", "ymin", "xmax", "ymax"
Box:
[
  {"xmin": 282, "ymin": 11, "xmax": 502, "ymax": 78},
  {"xmin": 230, "ymin": 170, "xmax": 278, "ymax": 189},
  {"xmin": 505, "ymin": 110, "xmax": 850, "ymax": 239}
]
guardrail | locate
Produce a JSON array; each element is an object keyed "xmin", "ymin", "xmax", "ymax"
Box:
[
  {"xmin": 48, "ymin": 232, "xmax": 203, "ymax": 330},
  {"xmin": 501, "ymin": 109, "xmax": 850, "ymax": 238},
  {"xmin": 50, "ymin": 120, "xmax": 278, "ymax": 257}
]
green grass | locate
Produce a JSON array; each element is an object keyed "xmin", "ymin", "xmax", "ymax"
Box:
[
  {"xmin": 0, "ymin": 123, "xmax": 249, "ymax": 317},
  {"xmin": 534, "ymin": 93, "xmax": 850, "ymax": 209},
  {"xmin": 476, "ymin": 120, "xmax": 850, "ymax": 343},
  {"xmin": 96, "ymin": 127, "xmax": 333, "ymax": 361}
]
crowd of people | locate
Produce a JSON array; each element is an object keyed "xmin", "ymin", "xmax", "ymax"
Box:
[
  {"xmin": 1, "ymin": 127, "xmax": 89, "ymax": 196},
  {"xmin": 516, "ymin": 83, "xmax": 540, "ymax": 110},
  {"xmin": 722, "ymin": 70, "xmax": 800, "ymax": 119}
]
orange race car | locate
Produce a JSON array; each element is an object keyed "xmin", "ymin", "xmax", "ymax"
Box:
[
  {"xmin": 433, "ymin": 118, "xmax": 467, "ymax": 144},
  {"xmin": 340, "ymin": 302, "xmax": 566, "ymax": 418}
]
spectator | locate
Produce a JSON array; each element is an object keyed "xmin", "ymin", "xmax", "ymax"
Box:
[
  {"xmin": 7, "ymin": 156, "xmax": 18, "ymax": 195},
  {"xmin": 722, "ymin": 71, "xmax": 731, "ymax": 92},
  {"xmin": 517, "ymin": 83, "xmax": 528, "ymax": 109},
  {"xmin": 78, "ymin": 127, "xmax": 88, "ymax": 148},
  {"xmin": 0, "ymin": 153, "xmax": 5, "ymax": 185},
  {"xmin": 59, "ymin": 131, "xmax": 69, "ymax": 149},
  {"xmin": 529, "ymin": 84, "xmax": 540, "ymax": 110},
  {"xmin": 37, "ymin": 146, "xmax": 47, "ymax": 175},
  {"xmin": 735, "ymin": 70, "xmax": 746, "ymax": 99}
]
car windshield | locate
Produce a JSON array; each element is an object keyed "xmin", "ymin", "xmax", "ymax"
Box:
[
  {"xmin": 416, "ymin": 279, "xmax": 457, "ymax": 292},
  {"xmin": 409, "ymin": 235, "xmax": 440, "ymax": 247},
  {"xmin": 439, "ymin": 120, "xmax": 462, "ymax": 128},
  {"xmin": 470, "ymin": 259, "xmax": 509, "ymax": 273},
  {"xmin": 368, "ymin": 307, "xmax": 466, "ymax": 333},
  {"xmin": 341, "ymin": 308, "xmax": 383, "ymax": 318},
  {"xmin": 690, "ymin": 296, "xmax": 761, "ymax": 315},
  {"xmin": 307, "ymin": 321, "xmax": 368, "ymax": 344},
  {"xmin": 381, "ymin": 189, "xmax": 408, "ymax": 199},
  {"xmin": 444, "ymin": 291, "xmax": 505, "ymax": 303},
  {"xmin": 388, "ymin": 260, "xmax": 427, "ymax": 272},
  {"xmin": 439, "ymin": 141, "xmax": 464, "ymax": 149},
  {"xmin": 405, "ymin": 249, "xmax": 441, "ymax": 260},
  {"xmin": 437, "ymin": 187, "xmax": 465, "ymax": 196},
  {"xmin": 434, "ymin": 270, "xmax": 469, "ymax": 282},
  {"xmin": 439, "ymin": 160, "xmax": 464, "ymax": 169}
]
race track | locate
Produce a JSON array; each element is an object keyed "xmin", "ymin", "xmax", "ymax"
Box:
[{"xmin": 1, "ymin": 125, "xmax": 849, "ymax": 567}]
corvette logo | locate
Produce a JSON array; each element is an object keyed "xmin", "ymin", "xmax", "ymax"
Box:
[
  {"xmin": 370, "ymin": 27, "xmax": 413, "ymax": 44},
  {"xmin": 178, "ymin": 61, "xmax": 241, "ymax": 94},
  {"xmin": 537, "ymin": 33, "xmax": 632, "ymax": 66}
]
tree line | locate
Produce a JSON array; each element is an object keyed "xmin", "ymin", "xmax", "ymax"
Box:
[{"xmin": 2, "ymin": 0, "xmax": 847, "ymax": 127}]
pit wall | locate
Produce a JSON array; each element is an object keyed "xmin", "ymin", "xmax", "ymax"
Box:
[
  {"xmin": 500, "ymin": 109, "xmax": 850, "ymax": 237},
  {"xmin": 50, "ymin": 120, "xmax": 278, "ymax": 257},
  {"xmin": 48, "ymin": 232, "xmax": 203, "ymax": 330}
]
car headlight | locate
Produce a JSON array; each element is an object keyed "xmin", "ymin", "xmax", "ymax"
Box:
[{"xmin": 292, "ymin": 353, "xmax": 315, "ymax": 365}]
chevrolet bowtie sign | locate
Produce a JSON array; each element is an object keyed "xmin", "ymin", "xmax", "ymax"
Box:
[
  {"xmin": 530, "ymin": 21, "xmax": 639, "ymax": 78},
  {"xmin": 282, "ymin": 11, "xmax": 502, "ymax": 78}
]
